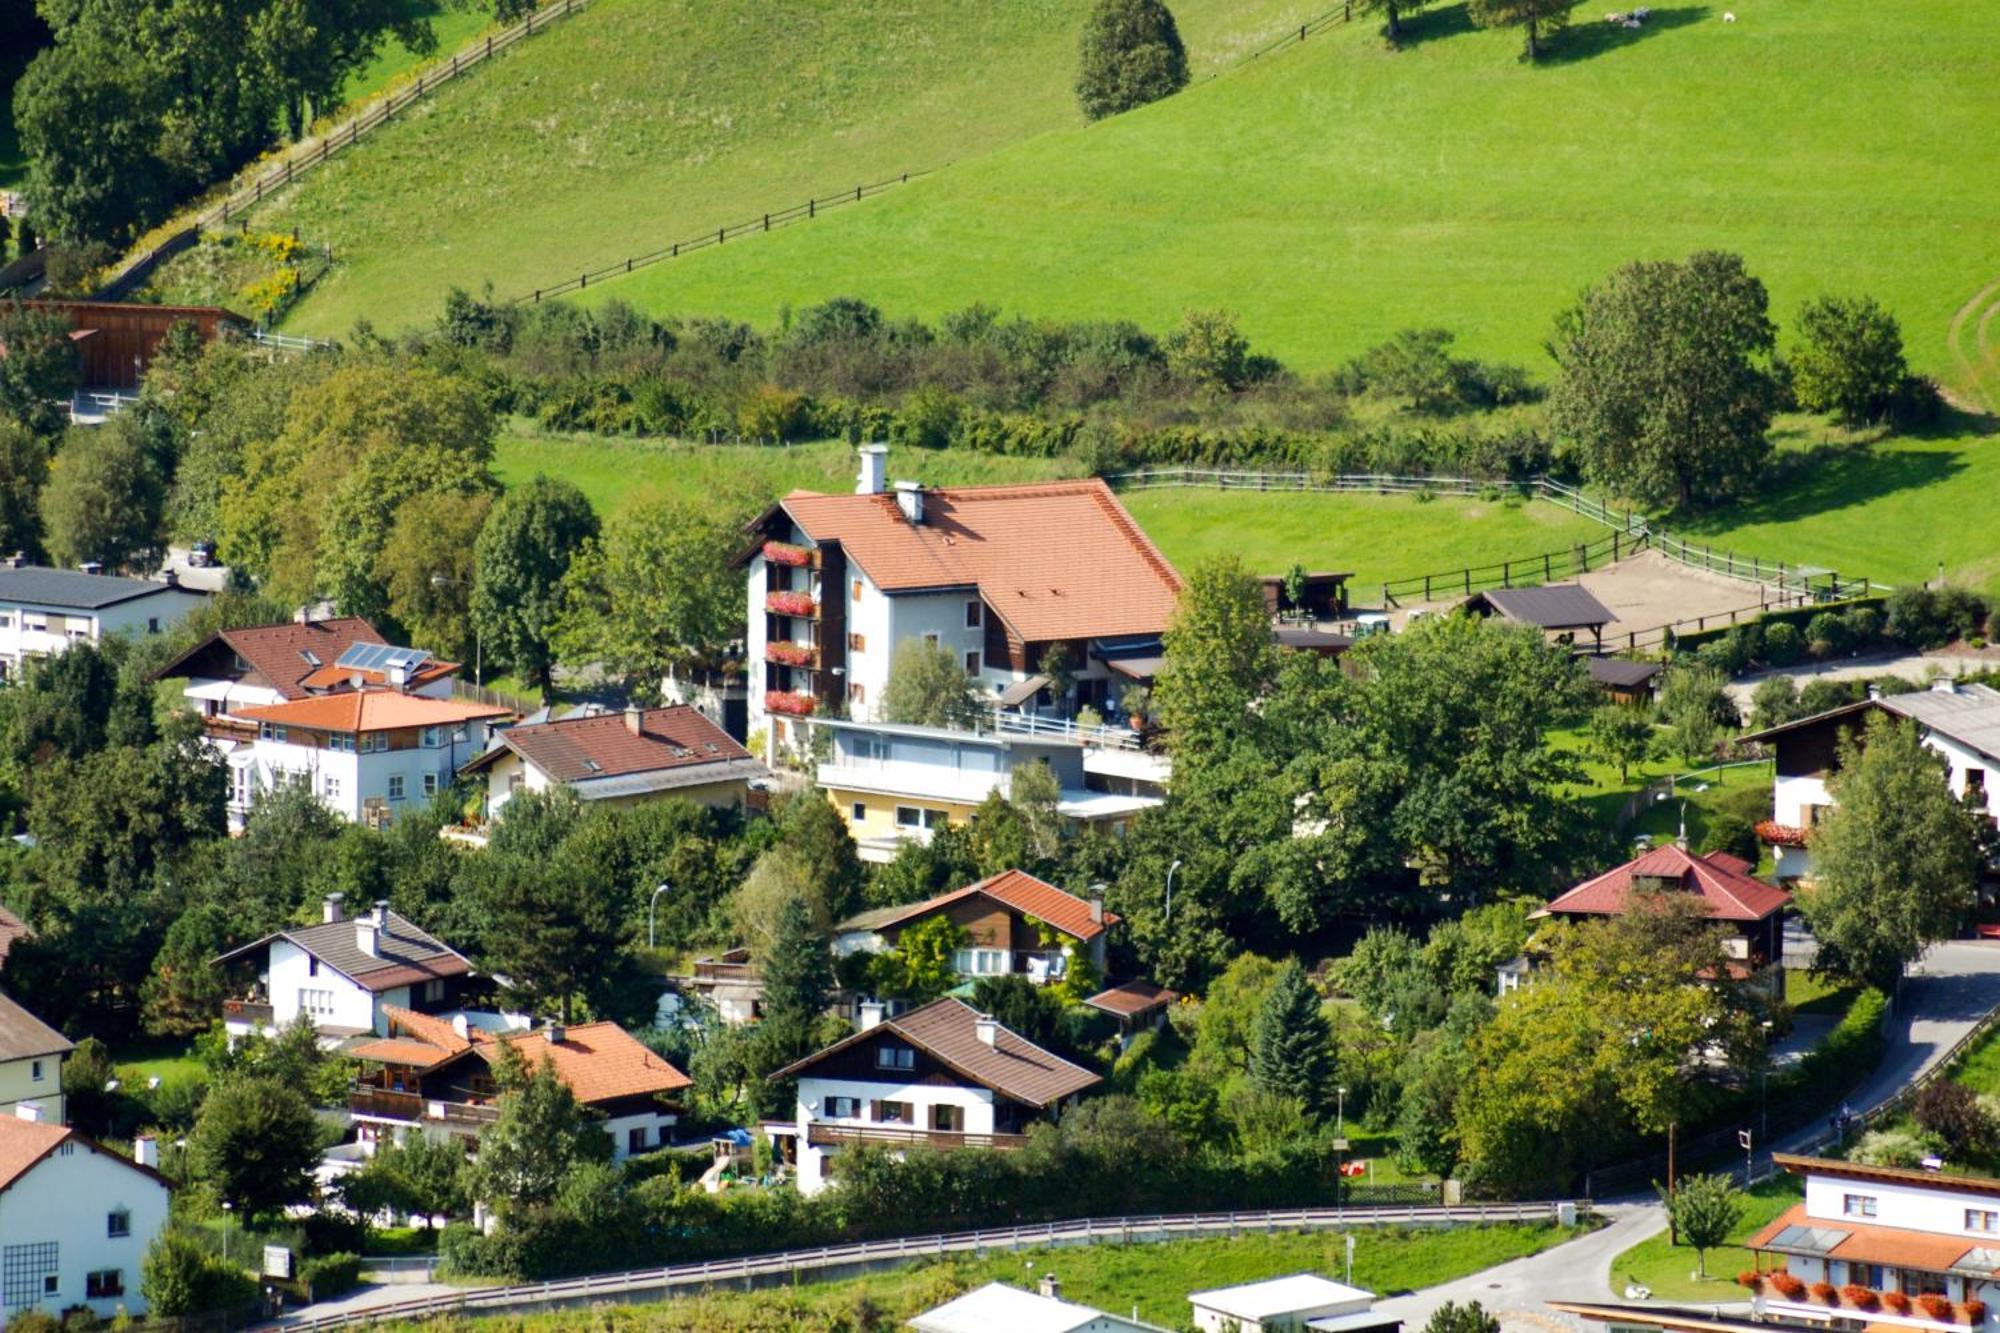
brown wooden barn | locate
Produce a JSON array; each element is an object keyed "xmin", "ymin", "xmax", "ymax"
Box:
[{"xmin": 20, "ymin": 301, "xmax": 250, "ymax": 389}]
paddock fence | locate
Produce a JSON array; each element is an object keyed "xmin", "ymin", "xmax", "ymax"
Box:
[{"xmin": 258, "ymin": 1199, "xmax": 1587, "ymax": 1332}]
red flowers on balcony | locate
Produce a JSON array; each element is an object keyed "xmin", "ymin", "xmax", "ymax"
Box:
[
  {"xmin": 1756, "ymin": 819, "xmax": 1810, "ymax": 848},
  {"xmin": 765, "ymin": 691, "xmax": 817, "ymax": 717},
  {"xmin": 1769, "ymin": 1273, "xmax": 1807, "ymax": 1301},
  {"xmin": 1754, "ymin": 1278, "xmax": 1981, "ymax": 1326},
  {"xmin": 763, "ymin": 541, "xmax": 811, "ymax": 567},
  {"xmin": 766, "ymin": 590, "xmax": 817, "ymax": 617},
  {"xmin": 766, "ymin": 641, "xmax": 816, "ymax": 667}
]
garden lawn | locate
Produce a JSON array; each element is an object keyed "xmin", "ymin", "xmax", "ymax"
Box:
[
  {"xmin": 262, "ymin": 0, "xmax": 1332, "ymax": 337},
  {"xmin": 491, "ymin": 433, "xmax": 1086, "ymax": 522},
  {"xmin": 574, "ymin": 0, "xmax": 2000, "ymax": 397},
  {"xmin": 1948, "ymin": 1015, "xmax": 2000, "ymax": 1099},
  {"xmin": 110, "ymin": 1038, "xmax": 203, "ymax": 1087},
  {"xmin": 1118, "ymin": 489, "xmax": 1602, "ymax": 593},
  {"xmin": 373, "ymin": 1225, "xmax": 1584, "ymax": 1332},
  {"xmin": 1612, "ymin": 1175, "xmax": 1801, "ymax": 1303}
]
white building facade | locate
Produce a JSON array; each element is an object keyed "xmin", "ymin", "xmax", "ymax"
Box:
[
  {"xmin": 0, "ymin": 1121, "xmax": 171, "ymax": 1319},
  {"xmin": 0, "ymin": 566, "xmax": 204, "ymax": 680}
]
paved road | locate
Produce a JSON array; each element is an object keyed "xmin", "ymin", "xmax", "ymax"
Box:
[{"xmin": 1377, "ymin": 939, "xmax": 2000, "ymax": 1333}]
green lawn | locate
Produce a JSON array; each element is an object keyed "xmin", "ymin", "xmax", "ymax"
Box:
[
  {"xmin": 377, "ymin": 1225, "xmax": 1583, "ymax": 1331},
  {"xmin": 1611, "ymin": 1175, "xmax": 1800, "ymax": 1303},
  {"xmin": 569, "ymin": 0, "xmax": 2000, "ymax": 398},
  {"xmin": 333, "ymin": 2, "xmax": 496, "ymax": 116},
  {"xmin": 1120, "ymin": 488, "xmax": 1603, "ymax": 592},
  {"xmin": 264, "ymin": 0, "xmax": 1332, "ymax": 337},
  {"xmin": 110, "ymin": 1037, "xmax": 203, "ymax": 1086}
]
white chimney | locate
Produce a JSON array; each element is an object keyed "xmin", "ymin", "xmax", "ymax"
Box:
[
  {"xmin": 14, "ymin": 1101, "xmax": 44, "ymax": 1123},
  {"xmin": 855, "ymin": 444, "xmax": 888, "ymax": 496},
  {"xmin": 323, "ymin": 892, "xmax": 346, "ymax": 923},
  {"xmin": 388, "ymin": 662, "xmax": 410, "ymax": 690},
  {"xmin": 450, "ymin": 1014, "xmax": 470, "ymax": 1041},
  {"xmin": 858, "ymin": 1000, "xmax": 885, "ymax": 1031},
  {"xmin": 134, "ymin": 1135, "xmax": 159, "ymax": 1168},
  {"xmin": 624, "ymin": 703, "xmax": 644, "ymax": 736},
  {"xmin": 974, "ymin": 1014, "xmax": 999, "ymax": 1047},
  {"xmin": 1088, "ymin": 891, "xmax": 1104, "ymax": 926},
  {"xmin": 374, "ymin": 899, "xmax": 390, "ymax": 928},
  {"xmin": 1038, "ymin": 1275, "xmax": 1062, "ymax": 1301},
  {"xmin": 547, "ymin": 1023, "xmax": 566, "ymax": 1046},
  {"xmin": 1933, "ymin": 678, "xmax": 1960, "ymax": 694},
  {"xmin": 355, "ymin": 918, "xmax": 379, "ymax": 957},
  {"xmin": 894, "ymin": 480, "xmax": 924, "ymax": 524}
]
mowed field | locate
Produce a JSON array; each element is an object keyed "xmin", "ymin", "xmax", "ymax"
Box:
[
  {"xmin": 564, "ymin": 0, "xmax": 2000, "ymax": 392},
  {"xmin": 261, "ymin": 0, "xmax": 1334, "ymax": 336}
]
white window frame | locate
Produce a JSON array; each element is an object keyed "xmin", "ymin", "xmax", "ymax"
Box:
[
  {"xmin": 1969, "ymin": 1209, "xmax": 1999, "ymax": 1234},
  {"xmin": 1843, "ymin": 1194, "xmax": 1878, "ymax": 1218},
  {"xmin": 388, "ymin": 774, "xmax": 405, "ymax": 801},
  {"xmin": 824, "ymin": 1095, "xmax": 859, "ymax": 1119},
  {"xmin": 875, "ymin": 1045, "xmax": 915, "ymax": 1071},
  {"xmin": 422, "ymin": 772, "xmax": 439, "ymax": 797}
]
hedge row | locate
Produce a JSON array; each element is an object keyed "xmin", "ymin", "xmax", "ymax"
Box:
[{"xmin": 1670, "ymin": 595, "xmax": 1889, "ymax": 655}]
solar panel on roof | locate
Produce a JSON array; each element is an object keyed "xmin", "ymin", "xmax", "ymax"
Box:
[
  {"xmin": 1767, "ymin": 1224, "xmax": 1848, "ymax": 1256},
  {"xmin": 336, "ymin": 643, "xmax": 432, "ymax": 673}
]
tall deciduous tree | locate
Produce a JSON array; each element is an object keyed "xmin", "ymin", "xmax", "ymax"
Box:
[
  {"xmin": 378, "ymin": 490, "xmax": 491, "ymax": 664},
  {"xmin": 0, "ymin": 421, "xmax": 49, "ymax": 563},
  {"xmin": 188, "ymin": 1076, "xmax": 324, "ymax": 1220},
  {"xmin": 40, "ymin": 416, "xmax": 168, "ymax": 571},
  {"xmin": 1425, "ymin": 1303, "xmax": 1502, "ymax": 1333},
  {"xmin": 0, "ymin": 301, "xmax": 83, "ymax": 439},
  {"xmin": 1075, "ymin": 0, "xmax": 1190, "ymax": 122},
  {"xmin": 1658, "ymin": 1173, "xmax": 1745, "ymax": 1278},
  {"xmin": 475, "ymin": 793, "xmax": 630, "ymax": 1021},
  {"xmin": 1799, "ymin": 715, "xmax": 1981, "ymax": 993},
  {"xmin": 472, "ymin": 475, "xmax": 599, "ymax": 695},
  {"xmin": 1155, "ymin": 555, "xmax": 1276, "ymax": 762},
  {"xmin": 1790, "ymin": 295, "xmax": 1910, "ymax": 427},
  {"xmin": 1467, "ymin": 0, "xmax": 1580, "ymax": 59},
  {"xmin": 470, "ymin": 1045, "xmax": 612, "ymax": 1215},
  {"xmin": 1587, "ymin": 703, "xmax": 1654, "ymax": 783},
  {"xmin": 1248, "ymin": 960, "xmax": 1335, "ymax": 1115},
  {"xmin": 881, "ymin": 636, "xmax": 983, "ymax": 729},
  {"xmin": 1360, "ymin": 0, "xmax": 1432, "ymax": 43},
  {"xmin": 1549, "ymin": 252, "xmax": 1777, "ymax": 510}
]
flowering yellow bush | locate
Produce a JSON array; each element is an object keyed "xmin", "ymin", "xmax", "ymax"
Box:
[
  {"xmin": 243, "ymin": 231, "xmax": 302, "ymax": 263},
  {"xmin": 239, "ymin": 266, "xmax": 301, "ymax": 317}
]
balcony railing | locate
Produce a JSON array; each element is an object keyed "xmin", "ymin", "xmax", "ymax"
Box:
[
  {"xmin": 765, "ymin": 642, "xmax": 818, "ymax": 668},
  {"xmin": 348, "ymin": 1086, "xmax": 501, "ymax": 1127},
  {"xmin": 202, "ymin": 717, "xmax": 260, "ymax": 743},
  {"xmin": 693, "ymin": 959, "xmax": 758, "ymax": 984},
  {"xmin": 806, "ymin": 1122, "xmax": 1031, "ymax": 1152},
  {"xmin": 222, "ymin": 998, "xmax": 274, "ymax": 1025},
  {"xmin": 765, "ymin": 591, "xmax": 817, "ymax": 618}
]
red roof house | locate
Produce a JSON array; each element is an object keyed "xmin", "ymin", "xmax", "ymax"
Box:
[{"xmin": 1539, "ymin": 842, "xmax": 1791, "ymax": 969}]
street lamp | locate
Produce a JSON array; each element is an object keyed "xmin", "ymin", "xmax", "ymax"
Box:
[
  {"xmin": 220, "ymin": 1201, "xmax": 233, "ymax": 1263},
  {"xmin": 1164, "ymin": 859, "xmax": 1184, "ymax": 924},
  {"xmin": 648, "ymin": 882, "xmax": 673, "ymax": 951},
  {"xmin": 429, "ymin": 574, "xmax": 482, "ymax": 686},
  {"xmin": 1760, "ymin": 1018, "xmax": 1774, "ymax": 1142},
  {"xmin": 1337, "ymin": 1085, "xmax": 1348, "ymax": 1137}
]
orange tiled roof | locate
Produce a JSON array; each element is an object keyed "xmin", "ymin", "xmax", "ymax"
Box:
[
  {"xmin": 298, "ymin": 660, "xmax": 461, "ymax": 693},
  {"xmin": 156, "ymin": 618, "xmax": 387, "ymax": 700},
  {"xmin": 0, "ymin": 1119, "xmax": 170, "ymax": 1194},
  {"xmin": 348, "ymin": 1037, "xmax": 458, "ymax": 1068},
  {"xmin": 463, "ymin": 706, "xmax": 751, "ymax": 783},
  {"xmin": 382, "ymin": 1006, "xmax": 475, "ymax": 1054},
  {"xmin": 774, "ymin": 480, "xmax": 1182, "ymax": 643},
  {"xmin": 237, "ymin": 689, "xmax": 512, "ymax": 733},
  {"xmin": 1748, "ymin": 1202, "xmax": 2000, "ymax": 1275},
  {"xmin": 1543, "ymin": 843, "xmax": 1791, "ymax": 923},
  {"xmin": 838, "ymin": 869, "xmax": 1118, "ymax": 943},
  {"xmin": 480, "ymin": 1023, "xmax": 691, "ymax": 1104}
]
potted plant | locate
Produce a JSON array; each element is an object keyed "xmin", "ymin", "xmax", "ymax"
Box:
[
  {"xmin": 1920, "ymin": 1295, "xmax": 1955, "ymax": 1322},
  {"xmin": 1841, "ymin": 1285, "xmax": 1879, "ymax": 1311},
  {"xmin": 1811, "ymin": 1282, "xmax": 1840, "ymax": 1305},
  {"xmin": 1962, "ymin": 1299, "xmax": 1987, "ymax": 1325},
  {"xmin": 1884, "ymin": 1291, "xmax": 1912, "ymax": 1315},
  {"xmin": 1737, "ymin": 1272, "xmax": 1764, "ymax": 1292},
  {"xmin": 1771, "ymin": 1273, "xmax": 1808, "ymax": 1301},
  {"xmin": 1120, "ymin": 685, "xmax": 1152, "ymax": 729}
]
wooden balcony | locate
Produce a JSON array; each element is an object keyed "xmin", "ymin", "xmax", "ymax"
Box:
[
  {"xmin": 348, "ymin": 1086, "xmax": 500, "ymax": 1127},
  {"xmin": 806, "ymin": 1123, "xmax": 1030, "ymax": 1152},
  {"xmin": 202, "ymin": 716, "xmax": 260, "ymax": 743},
  {"xmin": 222, "ymin": 998, "xmax": 274, "ymax": 1025}
]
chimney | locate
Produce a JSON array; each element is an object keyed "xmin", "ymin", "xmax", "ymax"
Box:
[
  {"xmin": 374, "ymin": 899, "xmax": 390, "ymax": 928},
  {"xmin": 450, "ymin": 1014, "xmax": 471, "ymax": 1041},
  {"xmin": 1088, "ymin": 890, "xmax": 1104, "ymax": 926},
  {"xmin": 14, "ymin": 1101, "xmax": 43, "ymax": 1123},
  {"xmin": 547, "ymin": 1023, "xmax": 566, "ymax": 1046},
  {"xmin": 893, "ymin": 480, "xmax": 924, "ymax": 524},
  {"xmin": 1867, "ymin": 684, "xmax": 1883, "ymax": 701},
  {"xmin": 1933, "ymin": 677, "xmax": 1960, "ymax": 694},
  {"xmin": 78, "ymin": 561, "xmax": 103, "ymax": 576},
  {"xmin": 134, "ymin": 1135, "xmax": 159, "ymax": 1168},
  {"xmin": 388, "ymin": 661, "xmax": 409, "ymax": 691},
  {"xmin": 855, "ymin": 444, "xmax": 889, "ymax": 496},
  {"xmin": 624, "ymin": 703, "xmax": 644, "ymax": 736},
  {"xmin": 323, "ymin": 892, "xmax": 346, "ymax": 923},
  {"xmin": 162, "ymin": 568, "xmax": 179, "ymax": 589},
  {"xmin": 4, "ymin": 553, "xmax": 23, "ymax": 570},
  {"xmin": 974, "ymin": 1014, "xmax": 999, "ymax": 1047},
  {"xmin": 858, "ymin": 1000, "xmax": 884, "ymax": 1031},
  {"xmin": 1038, "ymin": 1275, "xmax": 1062, "ymax": 1301},
  {"xmin": 355, "ymin": 918, "xmax": 379, "ymax": 957}
]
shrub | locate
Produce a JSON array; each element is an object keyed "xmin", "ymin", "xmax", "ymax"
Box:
[
  {"xmin": 891, "ymin": 384, "xmax": 964, "ymax": 449},
  {"xmin": 1810, "ymin": 1282, "xmax": 1839, "ymax": 1305},
  {"xmin": 1885, "ymin": 586, "xmax": 1989, "ymax": 650},
  {"xmin": 1770, "ymin": 1272, "xmax": 1807, "ymax": 1300},
  {"xmin": 1849, "ymin": 1127, "xmax": 1928, "ymax": 1168},
  {"xmin": 1843, "ymin": 605, "xmax": 1884, "ymax": 645},
  {"xmin": 3, "ymin": 1314, "xmax": 59, "ymax": 1333},
  {"xmin": 1805, "ymin": 612, "xmax": 1848, "ymax": 658},
  {"xmin": 1884, "ymin": 1291, "xmax": 1912, "ymax": 1314},
  {"xmin": 299, "ymin": 1253, "xmax": 362, "ymax": 1302},
  {"xmin": 1762, "ymin": 621, "xmax": 1805, "ymax": 666},
  {"xmin": 1841, "ymin": 1285, "xmax": 1879, "ymax": 1309},
  {"xmin": 140, "ymin": 1230, "xmax": 257, "ymax": 1317},
  {"xmin": 1913, "ymin": 1080, "xmax": 1996, "ymax": 1156},
  {"xmin": 1075, "ymin": 0, "xmax": 1190, "ymax": 121},
  {"xmin": 1736, "ymin": 1271, "xmax": 1763, "ymax": 1290},
  {"xmin": 1919, "ymin": 1294, "xmax": 1954, "ymax": 1321}
]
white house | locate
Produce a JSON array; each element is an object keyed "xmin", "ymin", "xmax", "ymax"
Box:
[
  {"xmin": 0, "ymin": 564, "xmax": 205, "ymax": 680},
  {"xmin": 1187, "ymin": 1275, "xmax": 1399, "ymax": 1333},
  {"xmin": 226, "ymin": 686, "xmax": 510, "ymax": 830},
  {"xmin": 1747, "ymin": 1153, "xmax": 2000, "ymax": 1328},
  {"xmin": 908, "ymin": 1279, "xmax": 1168, "ymax": 1333},
  {"xmin": 765, "ymin": 997, "xmax": 1100, "ymax": 1197},
  {"xmin": 811, "ymin": 716, "xmax": 1163, "ymax": 862},
  {"xmin": 831, "ymin": 869, "xmax": 1118, "ymax": 988},
  {"xmin": 0, "ymin": 1116, "xmax": 171, "ymax": 1319},
  {"xmin": 347, "ymin": 1008, "xmax": 690, "ymax": 1161},
  {"xmin": 458, "ymin": 703, "xmax": 767, "ymax": 822},
  {"xmin": 737, "ymin": 446, "xmax": 1183, "ymax": 756},
  {"xmin": 156, "ymin": 617, "xmax": 460, "ymax": 733},
  {"xmin": 0, "ymin": 995, "xmax": 72, "ymax": 1125},
  {"xmin": 1747, "ymin": 681, "xmax": 2000, "ymax": 880},
  {"xmin": 213, "ymin": 894, "xmax": 487, "ymax": 1041}
]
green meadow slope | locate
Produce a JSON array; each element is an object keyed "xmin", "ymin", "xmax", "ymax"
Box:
[
  {"xmin": 571, "ymin": 0, "xmax": 2000, "ymax": 391},
  {"xmin": 262, "ymin": 0, "xmax": 1331, "ymax": 335}
]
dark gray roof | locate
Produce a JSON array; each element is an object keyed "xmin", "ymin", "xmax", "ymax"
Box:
[
  {"xmin": 1588, "ymin": 657, "xmax": 1664, "ymax": 688},
  {"xmin": 0, "ymin": 566, "xmax": 190, "ymax": 611},
  {"xmin": 0, "ymin": 992, "xmax": 73, "ymax": 1063},
  {"xmin": 215, "ymin": 909, "xmax": 471, "ymax": 993},
  {"xmin": 1467, "ymin": 584, "xmax": 1616, "ymax": 629},
  {"xmin": 1275, "ymin": 627, "xmax": 1354, "ymax": 652},
  {"xmin": 1880, "ymin": 683, "xmax": 2000, "ymax": 764}
]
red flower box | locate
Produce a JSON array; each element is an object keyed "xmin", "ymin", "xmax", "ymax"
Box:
[
  {"xmin": 766, "ymin": 591, "xmax": 817, "ymax": 617},
  {"xmin": 766, "ymin": 641, "xmax": 816, "ymax": 667},
  {"xmin": 1737, "ymin": 1272, "xmax": 1763, "ymax": 1291},
  {"xmin": 1755, "ymin": 819, "xmax": 1810, "ymax": 848},
  {"xmin": 1811, "ymin": 1283, "xmax": 1839, "ymax": 1305},
  {"xmin": 1771, "ymin": 1273, "xmax": 1807, "ymax": 1301},
  {"xmin": 763, "ymin": 541, "xmax": 811, "ymax": 568},
  {"xmin": 765, "ymin": 690, "xmax": 817, "ymax": 717},
  {"xmin": 1963, "ymin": 1300, "xmax": 1987, "ymax": 1324},
  {"xmin": 1884, "ymin": 1291, "xmax": 1912, "ymax": 1315},
  {"xmin": 1841, "ymin": 1285, "xmax": 1879, "ymax": 1311},
  {"xmin": 1920, "ymin": 1295, "xmax": 1955, "ymax": 1321}
]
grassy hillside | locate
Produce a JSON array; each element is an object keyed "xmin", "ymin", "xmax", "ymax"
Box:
[
  {"xmin": 262, "ymin": 0, "xmax": 1331, "ymax": 336},
  {"xmin": 570, "ymin": 0, "xmax": 2000, "ymax": 393}
]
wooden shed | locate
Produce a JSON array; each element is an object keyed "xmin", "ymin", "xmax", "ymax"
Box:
[{"xmin": 22, "ymin": 300, "xmax": 251, "ymax": 389}]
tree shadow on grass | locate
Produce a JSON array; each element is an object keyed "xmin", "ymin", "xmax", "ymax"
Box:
[
  {"xmin": 1536, "ymin": 6, "xmax": 1711, "ymax": 66},
  {"xmin": 1668, "ymin": 436, "xmax": 1966, "ymax": 536},
  {"xmin": 1393, "ymin": 3, "xmax": 1478, "ymax": 50}
]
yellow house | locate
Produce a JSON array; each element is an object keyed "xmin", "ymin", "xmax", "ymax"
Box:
[{"xmin": 0, "ymin": 992, "xmax": 73, "ymax": 1124}]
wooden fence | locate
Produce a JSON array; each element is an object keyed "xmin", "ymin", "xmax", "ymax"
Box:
[{"xmin": 99, "ymin": 0, "xmax": 592, "ymax": 297}]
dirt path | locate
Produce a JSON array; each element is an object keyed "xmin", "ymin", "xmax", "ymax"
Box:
[{"xmin": 1947, "ymin": 276, "xmax": 2000, "ymax": 414}]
